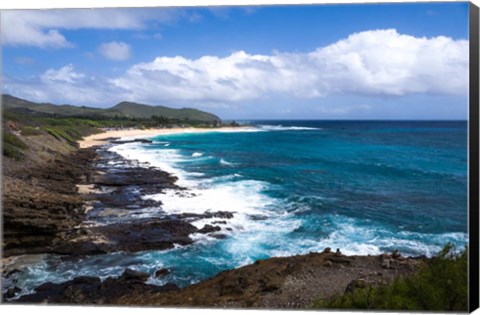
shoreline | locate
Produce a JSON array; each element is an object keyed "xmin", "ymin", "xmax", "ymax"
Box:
[
  {"xmin": 3, "ymin": 123, "xmax": 465, "ymax": 309},
  {"xmin": 2, "ymin": 128, "xmax": 458, "ymax": 309},
  {"xmin": 78, "ymin": 126, "xmax": 254, "ymax": 148},
  {"xmin": 9, "ymin": 249, "xmax": 425, "ymax": 307}
]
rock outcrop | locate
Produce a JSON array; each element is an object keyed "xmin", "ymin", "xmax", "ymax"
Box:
[{"xmin": 12, "ymin": 250, "xmax": 424, "ymax": 308}]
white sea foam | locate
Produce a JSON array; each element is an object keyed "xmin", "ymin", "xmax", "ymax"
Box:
[
  {"xmin": 219, "ymin": 158, "xmax": 235, "ymax": 166},
  {"xmin": 207, "ymin": 128, "xmax": 264, "ymax": 133},
  {"xmin": 192, "ymin": 152, "xmax": 203, "ymax": 157},
  {"xmin": 108, "ymin": 143, "xmax": 191, "ymax": 185},
  {"xmin": 259, "ymin": 125, "xmax": 322, "ymax": 131},
  {"xmin": 143, "ymin": 179, "xmax": 275, "ymax": 223},
  {"xmin": 109, "ymin": 139, "xmax": 314, "ymax": 267},
  {"xmin": 303, "ymin": 215, "xmax": 469, "ymax": 257},
  {"xmin": 109, "ymin": 140, "xmax": 299, "ymax": 245},
  {"xmin": 108, "ymin": 139, "xmax": 467, "ymax": 261}
]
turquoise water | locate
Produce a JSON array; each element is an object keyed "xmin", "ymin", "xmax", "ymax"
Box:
[{"xmin": 6, "ymin": 120, "xmax": 468, "ymax": 295}]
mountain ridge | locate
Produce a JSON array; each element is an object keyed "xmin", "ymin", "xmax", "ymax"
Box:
[{"xmin": 1, "ymin": 94, "xmax": 221, "ymax": 123}]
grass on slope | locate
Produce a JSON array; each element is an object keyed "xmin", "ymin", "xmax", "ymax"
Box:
[
  {"xmin": 312, "ymin": 244, "xmax": 468, "ymax": 311},
  {"xmin": 3, "ymin": 131, "xmax": 28, "ymax": 160}
]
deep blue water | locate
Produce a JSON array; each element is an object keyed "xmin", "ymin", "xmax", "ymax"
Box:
[
  {"xmin": 4, "ymin": 120, "xmax": 469, "ymax": 297},
  {"xmin": 148, "ymin": 120, "xmax": 468, "ymax": 237}
]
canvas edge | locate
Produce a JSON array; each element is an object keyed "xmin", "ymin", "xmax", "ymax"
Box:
[{"xmin": 469, "ymin": 1, "xmax": 480, "ymax": 313}]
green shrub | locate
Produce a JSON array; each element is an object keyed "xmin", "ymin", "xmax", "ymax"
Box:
[
  {"xmin": 312, "ymin": 244, "xmax": 468, "ymax": 311},
  {"xmin": 3, "ymin": 132, "xmax": 28, "ymax": 150},
  {"xmin": 3, "ymin": 142, "xmax": 25, "ymax": 160},
  {"xmin": 3, "ymin": 131, "xmax": 28, "ymax": 159},
  {"xmin": 42, "ymin": 127, "xmax": 77, "ymax": 143},
  {"xmin": 21, "ymin": 126, "xmax": 43, "ymax": 136},
  {"xmin": 2, "ymin": 111, "xmax": 20, "ymax": 122}
]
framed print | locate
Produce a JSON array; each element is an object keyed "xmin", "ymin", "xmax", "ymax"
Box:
[{"xmin": 1, "ymin": 0, "xmax": 479, "ymax": 312}]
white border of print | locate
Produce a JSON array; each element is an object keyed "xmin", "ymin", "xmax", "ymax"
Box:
[{"xmin": 0, "ymin": 1, "xmax": 478, "ymax": 315}]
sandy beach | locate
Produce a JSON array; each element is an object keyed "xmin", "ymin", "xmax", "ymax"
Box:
[{"xmin": 78, "ymin": 126, "xmax": 253, "ymax": 148}]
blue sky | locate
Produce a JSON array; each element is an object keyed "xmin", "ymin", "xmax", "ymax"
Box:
[{"xmin": 1, "ymin": 2, "xmax": 470, "ymax": 119}]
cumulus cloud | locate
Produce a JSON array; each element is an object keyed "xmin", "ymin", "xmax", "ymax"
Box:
[
  {"xmin": 111, "ymin": 29, "xmax": 468, "ymax": 103},
  {"xmin": 98, "ymin": 41, "xmax": 132, "ymax": 61},
  {"xmin": 2, "ymin": 29, "xmax": 468, "ymax": 110},
  {"xmin": 307, "ymin": 29, "xmax": 468, "ymax": 96},
  {"xmin": 40, "ymin": 64, "xmax": 85, "ymax": 83},
  {"xmin": 0, "ymin": 8, "xmax": 186, "ymax": 48},
  {"xmin": 3, "ymin": 65, "xmax": 115, "ymax": 106}
]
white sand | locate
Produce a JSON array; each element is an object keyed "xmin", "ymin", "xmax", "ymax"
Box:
[{"xmin": 78, "ymin": 127, "xmax": 253, "ymax": 148}]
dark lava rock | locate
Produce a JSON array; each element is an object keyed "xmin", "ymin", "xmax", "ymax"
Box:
[
  {"xmin": 198, "ymin": 224, "xmax": 222, "ymax": 234},
  {"xmin": 4, "ymin": 287, "xmax": 21, "ymax": 299},
  {"xmin": 16, "ymin": 274, "xmax": 179, "ymax": 305},
  {"xmin": 92, "ymin": 187, "xmax": 163, "ymax": 209},
  {"xmin": 92, "ymin": 166, "xmax": 177, "ymax": 188},
  {"xmin": 2, "ymin": 148, "xmax": 97, "ymax": 257},
  {"xmin": 248, "ymin": 215, "xmax": 269, "ymax": 221},
  {"xmin": 52, "ymin": 240, "xmax": 108, "ymax": 256},
  {"xmin": 5, "ymin": 268, "xmax": 21, "ymax": 277},
  {"xmin": 155, "ymin": 268, "xmax": 171, "ymax": 278},
  {"xmin": 392, "ymin": 249, "xmax": 401, "ymax": 259},
  {"xmin": 121, "ymin": 269, "xmax": 149, "ymax": 282},
  {"xmin": 12, "ymin": 252, "xmax": 424, "ymax": 307},
  {"xmin": 53, "ymin": 219, "xmax": 198, "ymax": 255},
  {"xmin": 205, "ymin": 211, "xmax": 234, "ymax": 219}
]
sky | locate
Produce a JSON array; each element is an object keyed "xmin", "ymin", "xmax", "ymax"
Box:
[{"xmin": 0, "ymin": 2, "xmax": 471, "ymax": 120}]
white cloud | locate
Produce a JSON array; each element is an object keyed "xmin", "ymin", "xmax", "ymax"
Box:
[
  {"xmin": 40, "ymin": 64, "xmax": 85, "ymax": 83},
  {"xmin": 0, "ymin": 8, "xmax": 185, "ymax": 48},
  {"xmin": 2, "ymin": 29, "xmax": 468, "ymax": 110},
  {"xmin": 307, "ymin": 29, "xmax": 468, "ymax": 96},
  {"xmin": 3, "ymin": 65, "xmax": 114, "ymax": 106},
  {"xmin": 98, "ymin": 41, "xmax": 132, "ymax": 61},
  {"xmin": 110, "ymin": 29, "xmax": 468, "ymax": 104}
]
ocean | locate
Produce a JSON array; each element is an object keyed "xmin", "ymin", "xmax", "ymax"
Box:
[{"xmin": 6, "ymin": 120, "xmax": 469, "ymax": 294}]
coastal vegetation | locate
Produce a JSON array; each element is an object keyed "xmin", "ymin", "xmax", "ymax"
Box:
[
  {"xmin": 2, "ymin": 94, "xmax": 226, "ymax": 160},
  {"xmin": 3, "ymin": 131, "xmax": 28, "ymax": 160},
  {"xmin": 312, "ymin": 244, "xmax": 468, "ymax": 311}
]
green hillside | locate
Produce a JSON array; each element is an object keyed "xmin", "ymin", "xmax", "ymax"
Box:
[
  {"xmin": 1, "ymin": 95, "xmax": 221, "ymax": 123},
  {"xmin": 108, "ymin": 101, "xmax": 220, "ymax": 122},
  {"xmin": 2, "ymin": 94, "xmax": 107, "ymax": 117}
]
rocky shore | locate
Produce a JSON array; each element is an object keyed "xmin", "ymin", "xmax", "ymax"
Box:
[
  {"xmin": 2, "ymin": 137, "xmax": 425, "ymax": 307},
  {"xmin": 2, "ymin": 148, "xmax": 95, "ymax": 257},
  {"xmin": 11, "ymin": 249, "xmax": 424, "ymax": 307},
  {"xmin": 3, "ymin": 141, "xmax": 234, "ymax": 258}
]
